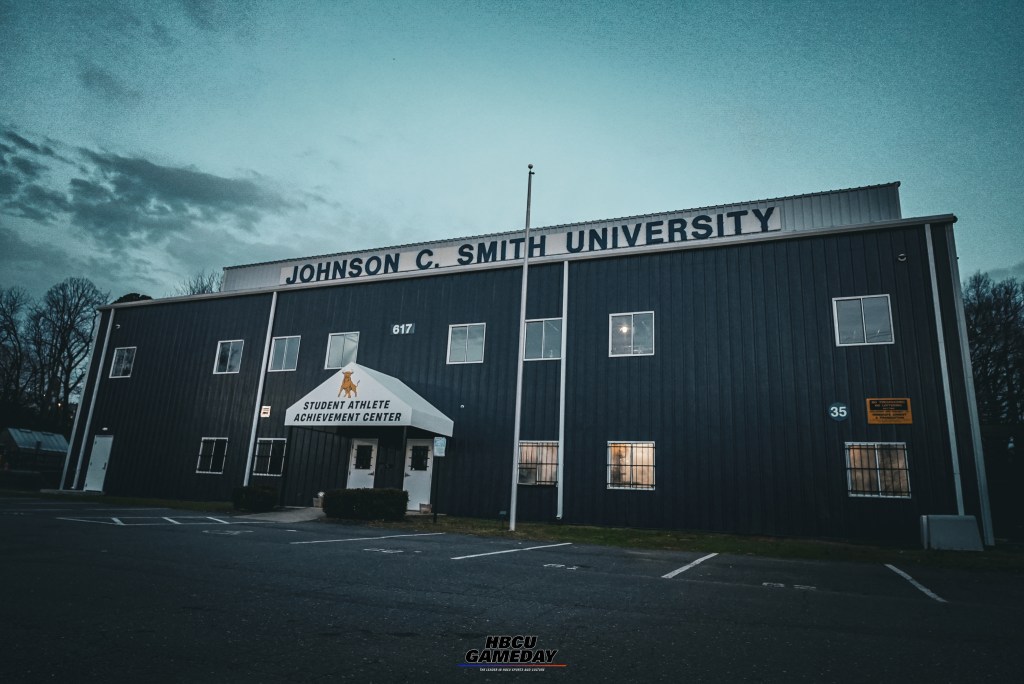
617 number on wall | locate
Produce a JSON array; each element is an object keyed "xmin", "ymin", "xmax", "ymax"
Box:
[{"xmin": 392, "ymin": 323, "xmax": 415, "ymax": 335}]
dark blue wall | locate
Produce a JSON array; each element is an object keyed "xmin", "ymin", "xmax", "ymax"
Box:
[{"xmin": 65, "ymin": 222, "xmax": 983, "ymax": 542}]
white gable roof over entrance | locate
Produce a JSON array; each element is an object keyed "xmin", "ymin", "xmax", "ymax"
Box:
[{"xmin": 285, "ymin": 363, "xmax": 454, "ymax": 436}]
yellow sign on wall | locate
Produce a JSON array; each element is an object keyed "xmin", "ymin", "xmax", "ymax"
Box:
[{"xmin": 866, "ymin": 398, "xmax": 912, "ymax": 424}]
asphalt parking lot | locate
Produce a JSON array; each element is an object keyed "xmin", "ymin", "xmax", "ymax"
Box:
[{"xmin": 2, "ymin": 495, "xmax": 1022, "ymax": 683}]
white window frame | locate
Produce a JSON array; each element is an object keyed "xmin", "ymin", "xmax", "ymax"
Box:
[
  {"xmin": 524, "ymin": 318, "xmax": 562, "ymax": 361},
  {"xmin": 213, "ymin": 339, "xmax": 244, "ymax": 375},
  {"xmin": 844, "ymin": 441, "xmax": 911, "ymax": 499},
  {"xmin": 268, "ymin": 335, "xmax": 300, "ymax": 372},
  {"xmin": 518, "ymin": 441, "xmax": 560, "ymax": 485},
  {"xmin": 109, "ymin": 346, "xmax": 137, "ymax": 378},
  {"xmin": 252, "ymin": 438, "xmax": 287, "ymax": 476},
  {"xmin": 832, "ymin": 295, "xmax": 895, "ymax": 347},
  {"xmin": 324, "ymin": 331, "xmax": 360, "ymax": 369},
  {"xmin": 608, "ymin": 311, "xmax": 655, "ymax": 357},
  {"xmin": 447, "ymin": 323, "xmax": 486, "ymax": 365},
  {"xmin": 196, "ymin": 437, "xmax": 228, "ymax": 475},
  {"xmin": 607, "ymin": 441, "xmax": 656, "ymax": 490}
]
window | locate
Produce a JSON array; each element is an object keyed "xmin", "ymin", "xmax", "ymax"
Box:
[
  {"xmin": 447, "ymin": 323, "xmax": 485, "ymax": 364},
  {"xmin": 110, "ymin": 347, "xmax": 136, "ymax": 378},
  {"xmin": 833, "ymin": 295, "xmax": 894, "ymax": 346},
  {"xmin": 518, "ymin": 441, "xmax": 559, "ymax": 485},
  {"xmin": 268, "ymin": 336, "xmax": 300, "ymax": 371},
  {"xmin": 607, "ymin": 442, "xmax": 655, "ymax": 490},
  {"xmin": 845, "ymin": 442, "xmax": 911, "ymax": 498},
  {"xmin": 525, "ymin": 319, "xmax": 562, "ymax": 360},
  {"xmin": 609, "ymin": 312, "xmax": 654, "ymax": 356},
  {"xmin": 213, "ymin": 340, "xmax": 244, "ymax": 374},
  {"xmin": 196, "ymin": 437, "xmax": 228, "ymax": 474},
  {"xmin": 253, "ymin": 438, "xmax": 287, "ymax": 476},
  {"xmin": 325, "ymin": 332, "xmax": 359, "ymax": 369}
]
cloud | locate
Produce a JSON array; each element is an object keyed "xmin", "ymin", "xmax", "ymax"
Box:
[
  {"xmin": 1, "ymin": 127, "xmax": 294, "ymax": 248},
  {"xmin": 76, "ymin": 60, "xmax": 142, "ymax": 103},
  {"xmin": 986, "ymin": 261, "xmax": 1024, "ymax": 282}
]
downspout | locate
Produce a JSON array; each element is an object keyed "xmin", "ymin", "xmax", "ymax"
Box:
[
  {"xmin": 243, "ymin": 292, "xmax": 278, "ymax": 486},
  {"xmin": 924, "ymin": 224, "xmax": 965, "ymax": 516},
  {"xmin": 943, "ymin": 224, "xmax": 995, "ymax": 545},
  {"xmin": 556, "ymin": 260, "xmax": 569, "ymax": 520}
]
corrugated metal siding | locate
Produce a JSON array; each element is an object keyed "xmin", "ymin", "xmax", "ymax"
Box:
[
  {"xmin": 73, "ymin": 219, "xmax": 975, "ymax": 542},
  {"xmin": 560, "ymin": 224, "xmax": 951, "ymax": 540},
  {"xmin": 776, "ymin": 183, "xmax": 901, "ymax": 232},
  {"xmin": 254, "ymin": 269, "xmax": 526, "ymax": 512},
  {"xmin": 81, "ymin": 295, "xmax": 273, "ymax": 500}
]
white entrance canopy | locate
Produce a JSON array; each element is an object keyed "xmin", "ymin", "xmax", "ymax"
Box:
[{"xmin": 284, "ymin": 363, "xmax": 454, "ymax": 436}]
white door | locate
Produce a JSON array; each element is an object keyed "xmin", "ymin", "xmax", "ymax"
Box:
[
  {"xmin": 84, "ymin": 435, "xmax": 113, "ymax": 492},
  {"xmin": 347, "ymin": 439, "xmax": 377, "ymax": 489},
  {"xmin": 404, "ymin": 439, "xmax": 433, "ymax": 511}
]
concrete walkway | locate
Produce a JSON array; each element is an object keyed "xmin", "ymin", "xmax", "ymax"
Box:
[{"xmin": 235, "ymin": 507, "xmax": 325, "ymax": 523}]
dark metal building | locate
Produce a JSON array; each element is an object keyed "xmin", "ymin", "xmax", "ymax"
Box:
[{"xmin": 60, "ymin": 183, "xmax": 994, "ymax": 544}]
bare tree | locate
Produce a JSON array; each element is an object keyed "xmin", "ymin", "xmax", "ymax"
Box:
[
  {"xmin": 175, "ymin": 270, "xmax": 222, "ymax": 296},
  {"xmin": 963, "ymin": 272, "xmax": 1024, "ymax": 424},
  {"xmin": 25, "ymin": 278, "xmax": 108, "ymax": 429},
  {"xmin": 0, "ymin": 286, "xmax": 30, "ymax": 407}
]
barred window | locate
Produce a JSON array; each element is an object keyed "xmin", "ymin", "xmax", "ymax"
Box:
[
  {"xmin": 214, "ymin": 340, "xmax": 244, "ymax": 374},
  {"xmin": 833, "ymin": 295, "xmax": 894, "ymax": 346},
  {"xmin": 253, "ymin": 438, "xmax": 287, "ymax": 476},
  {"xmin": 609, "ymin": 312, "xmax": 654, "ymax": 356},
  {"xmin": 525, "ymin": 319, "xmax": 562, "ymax": 360},
  {"xmin": 110, "ymin": 347, "xmax": 136, "ymax": 378},
  {"xmin": 518, "ymin": 441, "xmax": 559, "ymax": 485},
  {"xmin": 607, "ymin": 442, "xmax": 655, "ymax": 490},
  {"xmin": 196, "ymin": 437, "xmax": 228, "ymax": 474},
  {"xmin": 845, "ymin": 442, "xmax": 910, "ymax": 498}
]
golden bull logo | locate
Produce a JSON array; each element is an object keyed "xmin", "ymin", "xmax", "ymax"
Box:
[{"xmin": 338, "ymin": 370, "xmax": 359, "ymax": 398}]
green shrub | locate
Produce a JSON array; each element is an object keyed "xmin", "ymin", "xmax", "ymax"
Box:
[
  {"xmin": 232, "ymin": 484, "xmax": 278, "ymax": 512},
  {"xmin": 322, "ymin": 488, "xmax": 408, "ymax": 521}
]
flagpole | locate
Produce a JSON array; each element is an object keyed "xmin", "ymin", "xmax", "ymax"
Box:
[{"xmin": 509, "ymin": 164, "xmax": 534, "ymax": 531}]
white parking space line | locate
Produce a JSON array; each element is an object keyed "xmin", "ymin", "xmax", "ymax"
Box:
[
  {"xmin": 163, "ymin": 517, "xmax": 182, "ymax": 525},
  {"xmin": 885, "ymin": 564, "xmax": 947, "ymax": 603},
  {"xmin": 451, "ymin": 542, "xmax": 572, "ymax": 560},
  {"xmin": 662, "ymin": 552, "xmax": 718, "ymax": 579},
  {"xmin": 206, "ymin": 517, "xmax": 230, "ymax": 524},
  {"xmin": 290, "ymin": 532, "xmax": 445, "ymax": 545}
]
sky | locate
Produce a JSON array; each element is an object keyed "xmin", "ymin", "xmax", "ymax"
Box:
[{"xmin": 1, "ymin": 0, "xmax": 1022, "ymax": 302}]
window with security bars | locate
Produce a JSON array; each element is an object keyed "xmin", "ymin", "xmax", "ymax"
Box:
[
  {"xmin": 196, "ymin": 437, "xmax": 228, "ymax": 474},
  {"xmin": 845, "ymin": 442, "xmax": 911, "ymax": 498},
  {"xmin": 607, "ymin": 442, "xmax": 655, "ymax": 490},
  {"xmin": 253, "ymin": 438, "xmax": 287, "ymax": 476},
  {"xmin": 518, "ymin": 441, "xmax": 559, "ymax": 485}
]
